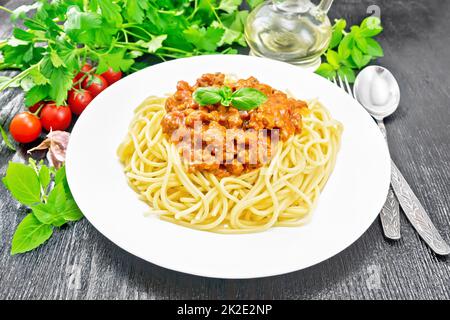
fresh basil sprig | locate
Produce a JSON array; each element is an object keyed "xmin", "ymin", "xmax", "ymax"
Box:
[
  {"xmin": 2, "ymin": 159, "xmax": 83, "ymax": 255},
  {"xmin": 193, "ymin": 86, "xmax": 268, "ymax": 110},
  {"xmin": 316, "ymin": 16, "xmax": 384, "ymax": 83}
]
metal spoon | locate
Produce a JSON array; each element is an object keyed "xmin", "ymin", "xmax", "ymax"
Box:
[
  {"xmin": 354, "ymin": 66, "xmax": 401, "ymax": 240},
  {"xmin": 354, "ymin": 66, "xmax": 450, "ymax": 255}
]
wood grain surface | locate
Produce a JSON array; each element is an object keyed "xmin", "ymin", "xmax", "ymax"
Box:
[{"xmin": 0, "ymin": 0, "xmax": 449, "ymax": 300}]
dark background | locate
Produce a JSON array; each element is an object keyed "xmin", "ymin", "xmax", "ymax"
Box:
[{"xmin": 0, "ymin": 0, "xmax": 449, "ymax": 299}]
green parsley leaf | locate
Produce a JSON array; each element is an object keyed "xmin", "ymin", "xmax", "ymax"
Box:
[
  {"xmin": 247, "ymin": 0, "xmax": 265, "ymax": 10},
  {"xmin": 11, "ymin": 214, "xmax": 53, "ymax": 255},
  {"xmin": 97, "ymin": 48, "xmax": 135, "ymax": 74},
  {"xmin": 50, "ymin": 50, "xmax": 65, "ymax": 68},
  {"xmin": 25, "ymin": 84, "xmax": 49, "ymax": 106},
  {"xmin": 95, "ymin": 0, "xmax": 123, "ymax": 27},
  {"xmin": 10, "ymin": 3, "xmax": 40, "ymax": 21},
  {"xmin": 222, "ymin": 10, "xmax": 248, "ymax": 32},
  {"xmin": 218, "ymin": 0, "xmax": 243, "ymax": 14},
  {"xmin": 28, "ymin": 68, "xmax": 50, "ymax": 86},
  {"xmin": 136, "ymin": 35, "xmax": 168, "ymax": 54},
  {"xmin": 124, "ymin": 0, "xmax": 149, "ymax": 24},
  {"xmin": 63, "ymin": 6, "xmax": 102, "ymax": 42},
  {"xmin": 184, "ymin": 26, "xmax": 225, "ymax": 52},
  {"xmin": 48, "ymin": 66, "xmax": 73, "ymax": 105},
  {"xmin": 12, "ymin": 28, "xmax": 35, "ymax": 42},
  {"xmin": 0, "ymin": 124, "xmax": 16, "ymax": 151},
  {"xmin": 2, "ymin": 162, "xmax": 41, "ymax": 205}
]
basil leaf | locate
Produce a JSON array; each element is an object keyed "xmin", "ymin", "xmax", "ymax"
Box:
[
  {"xmin": 61, "ymin": 199, "xmax": 84, "ymax": 222},
  {"xmin": 326, "ymin": 49, "xmax": 340, "ymax": 69},
  {"xmin": 193, "ymin": 87, "xmax": 223, "ymax": 106},
  {"xmin": 32, "ymin": 202, "xmax": 65, "ymax": 227},
  {"xmin": 351, "ymin": 46, "xmax": 364, "ymax": 68},
  {"xmin": 355, "ymin": 36, "xmax": 368, "ymax": 54},
  {"xmin": 330, "ymin": 19, "xmax": 346, "ymax": 49},
  {"xmin": 47, "ymin": 183, "xmax": 67, "ymax": 213},
  {"xmin": 2, "ymin": 162, "xmax": 41, "ymax": 205},
  {"xmin": 337, "ymin": 66, "xmax": 356, "ymax": 83},
  {"xmin": 219, "ymin": 86, "xmax": 233, "ymax": 106},
  {"xmin": 219, "ymin": 86, "xmax": 233, "ymax": 99},
  {"xmin": 55, "ymin": 165, "xmax": 66, "ymax": 184},
  {"xmin": 360, "ymin": 17, "xmax": 383, "ymax": 37},
  {"xmin": 38, "ymin": 165, "xmax": 51, "ymax": 191},
  {"xmin": 338, "ymin": 34, "xmax": 353, "ymax": 59},
  {"xmin": 231, "ymin": 88, "xmax": 268, "ymax": 110},
  {"xmin": 366, "ymin": 38, "xmax": 384, "ymax": 57},
  {"xmin": 11, "ymin": 214, "xmax": 53, "ymax": 255},
  {"xmin": 316, "ymin": 63, "xmax": 336, "ymax": 79}
]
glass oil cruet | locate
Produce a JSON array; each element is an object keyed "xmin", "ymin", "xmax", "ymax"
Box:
[{"xmin": 245, "ymin": 0, "xmax": 334, "ymax": 70}]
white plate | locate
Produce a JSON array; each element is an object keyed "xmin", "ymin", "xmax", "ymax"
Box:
[{"xmin": 66, "ymin": 55, "xmax": 390, "ymax": 279}]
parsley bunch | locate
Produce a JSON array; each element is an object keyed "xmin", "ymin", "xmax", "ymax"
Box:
[
  {"xmin": 3, "ymin": 160, "xmax": 83, "ymax": 254},
  {"xmin": 316, "ymin": 16, "xmax": 384, "ymax": 83},
  {"xmin": 0, "ymin": 0, "xmax": 253, "ymax": 108}
]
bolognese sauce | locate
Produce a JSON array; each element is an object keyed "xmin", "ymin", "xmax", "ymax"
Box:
[{"xmin": 161, "ymin": 73, "xmax": 308, "ymax": 177}]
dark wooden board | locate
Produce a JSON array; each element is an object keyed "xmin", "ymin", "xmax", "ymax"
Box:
[{"xmin": 0, "ymin": 0, "xmax": 449, "ymax": 299}]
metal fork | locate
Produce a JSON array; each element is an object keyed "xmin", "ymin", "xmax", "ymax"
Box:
[
  {"xmin": 333, "ymin": 76, "xmax": 401, "ymax": 240},
  {"xmin": 334, "ymin": 76, "xmax": 450, "ymax": 255}
]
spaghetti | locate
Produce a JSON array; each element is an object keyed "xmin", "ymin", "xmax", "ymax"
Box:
[{"xmin": 117, "ymin": 90, "xmax": 343, "ymax": 233}]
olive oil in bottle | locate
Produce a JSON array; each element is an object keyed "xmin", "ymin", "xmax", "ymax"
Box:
[{"xmin": 245, "ymin": 0, "xmax": 333, "ymax": 70}]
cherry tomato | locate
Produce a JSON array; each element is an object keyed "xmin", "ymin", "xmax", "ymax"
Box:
[
  {"xmin": 68, "ymin": 89, "xmax": 93, "ymax": 115},
  {"xmin": 28, "ymin": 101, "xmax": 46, "ymax": 114},
  {"xmin": 40, "ymin": 103, "xmax": 72, "ymax": 131},
  {"xmin": 101, "ymin": 67, "xmax": 122, "ymax": 85},
  {"xmin": 73, "ymin": 63, "xmax": 93, "ymax": 84},
  {"xmin": 9, "ymin": 112, "xmax": 42, "ymax": 143},
  {"xmin": 82, "ymin": 74, "xmax": 108, "ymax": 97}
]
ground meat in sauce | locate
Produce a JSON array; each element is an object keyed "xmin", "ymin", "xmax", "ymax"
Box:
[{"xmin": 161, "ymin": 73, "xmax": 308, "ymax": 177}]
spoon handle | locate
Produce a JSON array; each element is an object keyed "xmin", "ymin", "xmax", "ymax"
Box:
[
  {"xmin": 376, "ymin": 120, "xmax": 401, "ymax": 240},
  {"xmin": 380, "ymin": 186, "xmax": 401, "ymax": 239},
  {"xmin": 390, "ymin": 160, "xmax": 450, "ymax": 255}
]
